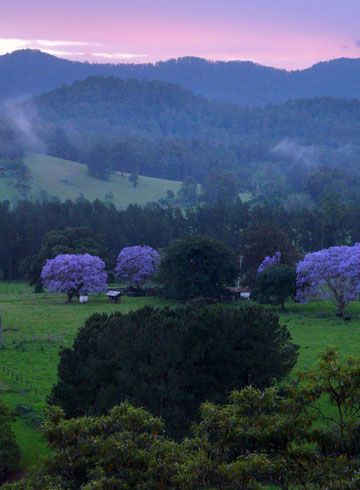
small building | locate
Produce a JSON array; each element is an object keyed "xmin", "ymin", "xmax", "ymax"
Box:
[
  {"xmin": 106, "ymin": 290, "xmax": 122, "ymax": 303},
  {"xmin": 226, "ymin": 287, "xmax": 252, "ymax": 300}
]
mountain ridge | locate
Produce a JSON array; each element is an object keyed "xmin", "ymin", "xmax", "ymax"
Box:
[{"xmin": 2, "ymin": 49, "xmax": 360, "ymax": 106}]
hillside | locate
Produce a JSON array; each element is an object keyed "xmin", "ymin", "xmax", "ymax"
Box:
[
  {"xmin": 27, "ymin": 78, "xmax": 360, "ymax": 146},
  {"xmin": 1, "ymin": 77, "xmax": 357, "ymax": 188},
  {"xmin": 2, "ymin": 50, "xmax": 360, "ymax": 106},
  {"xmin": 0, "ymin": 154, "xmax": 181, "ymax": 208}
]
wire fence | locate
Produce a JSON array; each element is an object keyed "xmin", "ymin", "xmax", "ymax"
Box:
[{"xmin": 0, "ymin": 364, "xmax": 38, "ymax": 395}]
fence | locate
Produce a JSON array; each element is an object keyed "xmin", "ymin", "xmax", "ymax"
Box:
[{"xmin": 0, "ymin": 364, "xmax": 38, "ymax": 395}]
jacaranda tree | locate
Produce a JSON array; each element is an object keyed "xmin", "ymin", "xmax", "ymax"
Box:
[
  {"xmin": 296, "ymin": 243, "xmax": 360, "ymax": 317},
  {"xmin": 257, "ymin": 251, "xmax": 281, "ymax": 274},
  {"xmin": 115, "ymin": 245, "xmax": 160, "ymax": 288},
  {"xmin": 41, "ymin": 253, "xmax": 108, "ymax": 303}
]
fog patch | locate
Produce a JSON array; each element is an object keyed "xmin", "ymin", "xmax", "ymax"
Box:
[
  {"xmin": 0, "ymin": 97, "xmax": 47, "ymax": 154},
  {"xmin": 272, "ymin": 139, "xmax": 319, "ymax": 167}
]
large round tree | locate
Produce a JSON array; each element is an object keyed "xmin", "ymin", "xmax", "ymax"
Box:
[
  {"xmin": 159, "ymin": 235, "xmax": 238, "ymax": 299},
  {"xmin": 296, "ymin": 243, "xmax": 360, "ymax": 317},
  {"xmin": 49, "ymin": 303, "xmax": 298, "ymax": 437},
  {"xmin": 41, "ymin": 253, "xmax": 108, "ymax": 303}
]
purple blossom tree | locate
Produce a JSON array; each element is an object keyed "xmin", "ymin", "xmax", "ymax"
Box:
[
  {"xmin": 115, "ymin": 245, "xmax": 160, "ymax": 288},
  {"xmin": 41, "ymin": 253, "xmax": 108, "ymax": 303},
  {"xmin": 258, "ymin": 251, "xmax": 281, "ymax": 274},
  {"xmin": 296, "ymin": 244, "xmax": 360, "ymax": 317}
]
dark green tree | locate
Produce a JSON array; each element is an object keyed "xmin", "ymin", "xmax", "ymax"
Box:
[
  {"xmin": 86, "ymin": 142, "xmax": 112, "ymax": 180},
  {"xmin": 159, "ymin": 235, "xmax": 239, "ymax": 299},
  {"xmin": 253, "ymin": 265, "xmax": 296, "ymax": 310},
  {"xmin": 129, "ymin": 171, "xmax": 139, "ymax": 187},
  {"xmin": 0, "ymin": 400, "xmax": 20, "ymax": 484},
  {"xmin": 176, "ymin": 176, "xmax": 198, "ymax": 205},
  {"xmin": 49, "ymin": 304, "xmax": 298, "ymax": 438},
  {"xmin": 202, "ymin": 168, "xmax": 239, "ymax": 205}
]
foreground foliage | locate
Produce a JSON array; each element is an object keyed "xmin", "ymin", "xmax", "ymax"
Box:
[
  {"xmin": 49, "ymin": 304, "xmax": 298, "ymax": 437},
  {"xmin": 0, "ymin": 400, "xmax": 20, "ymax": 484},
  {"xmin": 6, "ymin": 349, "xmax": 360, "ymax": 489}
]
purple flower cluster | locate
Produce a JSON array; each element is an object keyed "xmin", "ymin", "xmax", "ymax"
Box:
[
  {"xmin": 115, "ymin": 245, "xmax": 160, "ymax": 287},
  {"xmin": 296, "ymin": 244, "xmax": 360, "ymax": 314},
  {"xmin": 258, "ymin": 251, "xmax": 281, "ymax": 274},
  {"xmin": 41, "ymin": 254, "xmax": 108, "ymax": 299}
]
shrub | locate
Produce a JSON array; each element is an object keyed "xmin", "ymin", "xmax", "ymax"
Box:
[{"xmin": 49, "ymin": 303, "xmax": 298, "ymax": 437}]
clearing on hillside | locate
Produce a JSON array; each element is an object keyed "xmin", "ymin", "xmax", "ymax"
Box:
[{"xmin": 0, "ymin": 154, "xmax": 181, "ymax": 209}]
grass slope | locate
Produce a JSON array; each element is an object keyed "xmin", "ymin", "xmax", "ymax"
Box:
[
  {"xmin": 0, "ymin": 283, "xmax": 358, "ymax": 470},
  {"xmin": 0, "ymin": 154, "xmax": 181, "ymax": 209}
]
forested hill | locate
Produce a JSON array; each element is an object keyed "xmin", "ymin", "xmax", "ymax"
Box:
[
  {"xmin": 2, "ymin": 76, "xmax": 355, "ymax": 184},
  {"xmin": 2, "ymin": 49, "xmax": 360, "ymax": 106},
  {"xmin": 25, "ymin": 77, "xmax": 360, "ymax": 146}
]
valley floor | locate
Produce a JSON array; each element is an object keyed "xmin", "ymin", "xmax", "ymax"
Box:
[{"xmin": 0, "ymin": 282, "xmax": 358, "ymax": 470}]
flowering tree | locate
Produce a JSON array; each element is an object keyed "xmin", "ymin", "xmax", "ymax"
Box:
[
  {"xmin": 296, "ymin": 244, "xmax": 360, "ymax": 317},
  {"xmin": 115, "ymin": 245, "xmax": 160, "ymax": 288},
  {"xmin": 258, "ymin": 251, "xmax": 281, "ymax": 274},
  {"xmin": 41, "ymin": 253, "xmax": 108, "ymax": 303}
]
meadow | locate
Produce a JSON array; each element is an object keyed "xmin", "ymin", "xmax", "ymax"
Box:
[
  {"xmin": 0, "ymin": 154, "xmax": 182, "ymax": 209},
  {"xmin": 0, "ymin": 282, "xmax": 358, "ymax": 469}
]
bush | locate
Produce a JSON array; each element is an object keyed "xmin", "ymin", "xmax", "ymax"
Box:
[
  {"xmin": 0, "ymin": 400, "xmax": 20, "ymax": 484},
  {"xmin": 159, "ymin": 235, "xmax": 239, "ymax": 300},
  {"xmin": 49, "ymin": 304, "xmax": 298, "ymax": 437}
]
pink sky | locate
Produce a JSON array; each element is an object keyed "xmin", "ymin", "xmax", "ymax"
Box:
[{"xmin": 0, "ymin": 0, "xmax": 360, "ymax": 69}]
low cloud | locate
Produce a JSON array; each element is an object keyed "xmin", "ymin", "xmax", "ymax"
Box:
[
  {"xmin": 1, "ymin": 98, "xmax": 47, "ymax": 154},
  {"xmin": 0, "ymin": 37, "xmax": 147, "ymax": 64},
  {"xmin": 272, "ymin": 139, "xmax": 319, "ymax": 167},
  {"xmin": 91, "ymin": 52, "xmax": 147, "ymax": 61}
]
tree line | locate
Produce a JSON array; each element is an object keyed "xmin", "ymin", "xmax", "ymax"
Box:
[{"xmin": 2, "ymin": 192, "xmax": 360, "ymax": 282}]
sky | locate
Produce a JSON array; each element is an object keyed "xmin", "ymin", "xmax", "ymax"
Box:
[{"xmin": 0, "ymin": 0, "xmax": 360, "ymax": 69}]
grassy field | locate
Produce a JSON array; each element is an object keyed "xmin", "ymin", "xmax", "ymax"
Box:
[
  {"xmin": 0, "ymin": 153, "xmax": 252, "ymax": 208},
  {"xmin": 0, "ymin": 154, "xmax": 182, "ymax": 209},
  {"xmin": 0, "ymin": 282, "xmax": 358, "ymax": 470}
]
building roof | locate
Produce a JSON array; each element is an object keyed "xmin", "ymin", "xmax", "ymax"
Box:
[{"xmin": 106, "ymin": 290, "xmax": 122, "ymax": 297}]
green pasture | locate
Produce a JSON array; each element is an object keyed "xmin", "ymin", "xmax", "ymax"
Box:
[
  {"xmin": 0, "ymin": 282, "xmax": 358, "ymax": 470},
  {"xmin": 0, "ymin": 153, "xmax": 251, "ymax": 209},
  {"xmin": 0, "ymin": 153, "xmax": 182, "ymax": 209}
]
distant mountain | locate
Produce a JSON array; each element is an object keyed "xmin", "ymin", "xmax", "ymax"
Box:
[{"xmin": 2, "ymin": 49, "xmax": 360, "ymax": 106}]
